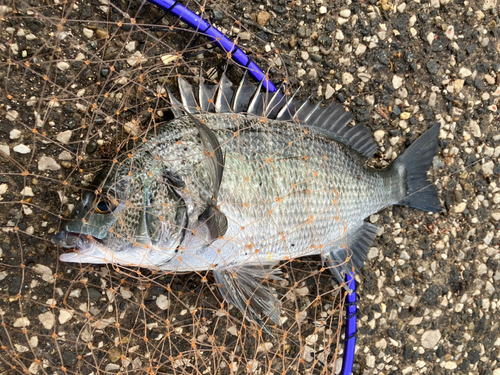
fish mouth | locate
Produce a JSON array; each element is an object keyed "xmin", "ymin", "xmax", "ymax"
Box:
[{"xmin": 52, "ymin": 230, "xmax": 108, "ymax": 264}]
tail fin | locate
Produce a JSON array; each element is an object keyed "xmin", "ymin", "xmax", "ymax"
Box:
[{"xmin": 393, "ymin": 123, "xmax": 441, "ymax": 212}]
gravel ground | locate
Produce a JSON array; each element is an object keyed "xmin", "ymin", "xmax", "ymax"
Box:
[{"xmin": 1, "ymin": 0, "xmax": 500, "ymax": 374}]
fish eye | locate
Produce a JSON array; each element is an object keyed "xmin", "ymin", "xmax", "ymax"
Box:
[
  {"xmin": 95, "ymin": 200, "xmax": 112, "ymax": 214},
  {"xmin": 94, "ymin": 195, "xmax": 116, "ymax": 214}
]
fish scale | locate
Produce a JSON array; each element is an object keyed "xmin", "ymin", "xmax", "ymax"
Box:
[{"xmin": 53, "ymin": 73, "xmax": 441, "ymax": 331}]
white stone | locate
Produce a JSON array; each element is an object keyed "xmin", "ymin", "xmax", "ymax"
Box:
[
  {"xmin": 33, "ymin": 264, "xmax": 55, "ymax": 283},
  {"xmin": 13, "ymin": 317, "xmax": 30, "ymax": 327},
  {"xmin": 0, "ymin": 144, "xmax": 9, "ymax": 156},
  {"xmin": 335, "ymin": 30, "xmax": 344, "ymax": 40},
  {"xmin": 56, "ymin": 130, "xmax": 72, "ymax": 144},
  {"xmin": 458, "ymin": 67, "xmax": 472, "ymax": 79},
  {"xmin": 300, "ymin": 51, "xmax": 309, "ymax": 61},
  {"xmin": 367, "ymin": 247, "xmax": 378, "ymax": 260},
  {"xmin": 339, "ymin": 9, "xmax": 351, "ymax": 17},
  {"xmin": 38, "ymin": 311, "xmax": 55, "ymax": 330},
  {"xmin": 56, "ymin": 61, "xmax": 70, "ymax": 71},
  {"xmin": 59, "ymin": 309, "xmax": 74, "ymax": 324},
  {"xmin": 13, "ymin": 144, "xmax": 31, "ymax": 154},
  {"xmin": 6, "ymin": 110, "xmax": 19, "ymax": 122},
  {"xmin": 421, "ymin": 329, "xmax": 441, "ymax": 349},
  {"xmin": 297, "ymin": 69, "xmax": 306, "ymax": 78},
  {"xmin": 125, "ymin": 41, "xmax": 137, "ymax": 52},
  {"xmin": 10, "ymin": 128, "xmax": 21, "ymax": 139},
  {"xmin": 374, "ymin": 130, "xmax": 385, "ymax": 143},
  {"xmin": 319, "ymin": 6, "xmax": 327, "ymax": 14},
  {"xmin": 445, "ymin": 25, "xmax": 454, "ymax": 40},
  {"xmin": 491, "ymin": 212, "xmax": 500, "ymax": 221},
  {"xmin": 308, "ymin": 68, "xmax": 317, "ymax": 79},
  {"xmin": 454, "ymin": 202, "xmax": 467, "ymax": 213},
  {"xmin": 355, "ymin": 44, "xmax": 366, "ymax": 56},
  {"xmin": 366, "ymin": 354, "xmax": 375, "ymax": 368},
  {"xmin": 392, "ymin": 75, "xmax": 403, "ymax": 89},
  {"xmin": 83, "ymin": 28, "xmax": 93, "ymax": 38},
  {"xmin": 342, "ymin": 72, "xmax": 354, "ymax": 85},
  {"xmin": 482, "ymin": 161, "xmax": 495, "ymax": 175},
  {"xmin": 325, "ymin": 84, "xmax": 334, "ymax": 99},
  {"xmin": 156, "ymin": 294, "xmax": 171, "ymax": 310},
  {"xmin": 38, "ymin": 156, "xmax": 60, "ymax": 171},
  {"xmin": 127, "ymin": 51, "xmax": 146, "ymax": 67},
  {"xmin": 59, "ymin": 151, "xmax": 73, "ymax": 160}
]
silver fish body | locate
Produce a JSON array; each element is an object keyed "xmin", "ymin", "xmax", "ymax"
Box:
[{"xmin": 53, "ymin": 74, "xmax": 441, "ymax": 330}]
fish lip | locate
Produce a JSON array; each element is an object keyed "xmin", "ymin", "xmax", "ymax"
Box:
[{"xmin": 51, "ymin": 230, "xmax": 102, "ymax": 249}]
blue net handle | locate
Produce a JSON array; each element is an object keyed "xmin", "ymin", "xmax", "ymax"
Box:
[{"xmin": 147, "ymin": 0, "xmax": 277, "ymax": 92}]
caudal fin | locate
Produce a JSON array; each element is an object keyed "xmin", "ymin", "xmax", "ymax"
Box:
[{"xmin": 394, "ymin": 124, "xmax": 441, "ymax": 212}]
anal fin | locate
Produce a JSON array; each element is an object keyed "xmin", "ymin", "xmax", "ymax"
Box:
[
  {"xmin": 323, "ymin": 222, "xmax": 379, "ymax": 290},
  {"xmin": 213, "ymin": 263, "xmax": 282, "ymax": 334}
]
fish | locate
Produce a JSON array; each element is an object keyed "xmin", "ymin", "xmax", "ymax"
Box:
[{"xmin": 52, "ymin": 71, "xmax": 441, "ymax": 331}]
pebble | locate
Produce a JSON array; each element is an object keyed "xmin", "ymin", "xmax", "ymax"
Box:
[
  {"xmin": 355, "ymin": 44, "xmax": 366, "ymax": 56},
  {"xmin": 0, "ymin": 144, "xmax": 9, "ymax": 156},
  {"xmin": 374, "ymin": 130, "xmax": 385, "ymax": 143},
  {"xmin": 13, "ymin": 144, "xmax": 31, "ymax": 154},
  {"xmin": 38, "ymin": 311, "xmax": 55, "ymax": 330},
  {"xmin": 96, "ymin": 29, "xmax": 108, "ymax": 39},
  {"xmin": 335, "ymin": 30, "xmax": 344, "ymax": 40},
  {"xmin": 445, "ymin": 25, "xmax": 454, "ymax": 40},
  {"xmin": 308, "ymin": 68, "xmax": 317, "ymax": 79},
  {"xmin": 38, "ymin": 156, "xmax": 60, "ymax": 171},
  {"xmin": 367, "ymin": 247, "xmax": 378, "ymax": 260},
  {"xmin": 482, "ymin": 161, "xmax": 495, "ymax": 175},
  {"xmin": 454, "ymin": 202, "xmax": 467, "ymax": 213},
  {"xmin": 156, "ymin": 294, "xmax": 170, "ymax": 310},
  {"xmin": 20, "ymin": 186, "xmax": 34, "ymax": 196},
  {"xmin": 319, "ymin": 6, "xmax": 327, "ymax": 14},
  {"xmin": 421, "ymin": 329, "xmax": 441, "ymax": 349},
  {"xmin": 6, "ymin": 110, "xmax": 19, "ymax": 121},
  {"xmin": 33, "ymin": 264, "xmax": 55, "ymax": 283},
  {"xmin": 239, "ymin": 32, "xmax": 251, "ymax": 41},
  {"xmin": 339, "ymin": 9, "xmax": 351, "ymax": 18},
  {"xmin": 257, "ymin": 11, "xmax": 270, "ymax": 26},
  {"xmin": 125, "ymin": 41, "xmax": 136, "ymax": 52},
  {"xmin": 428, "ymin": 92, "xmax": 437, "ymax": 107},
  {"xmin": 325, "ymin": 84, "xmax": 334, "ymax": 99},
  {"xmin": 392, "ymin": 75, "xmax": 403, "ymax": 90},
  {"xmin": 127, "ymin": 51, "xmax": 146, "ymax": 67},
  {"xmin": 426, "ymin": 60, "xmax": 440, "ymax": 75},
  {"xmin": 297, "ymin": 69, "xmax": 306, "ymax": 78},
  {"xmin": 300, "ymin": 51, "xmax": 309, "ymax": 61},
  {"xmin": 453, "ymin": 79, "xmax": 464, "ymax": 92},
  {"xmin": 56, "ymin": 130, "xmax": 72, "ymax": 144},
  {"xmin": 342, "ymin": 72, "xmax": 354, "ymax": 85},
  {"xmin": 458, "ymin": 67, "xmax": 472, "ymax": 78},
  {"xmin": 58, "ymin": 309, "xmax": 74, "ymax": 324},
  {"xmin": 58, "ymin": 151, "xmax": 72, "ymax": 160},
  {"xmin": 492, "ymin": 212, "xmax": 500, "ymax": 221},
  {"xmin": 56, "ymin": 61, "xmax": 70, "ymax": 71},
  {"xmin": 13, "ymin": 317, "xmax": 30, "ymax": 328},
  {"xmin": 10, "ymin": 129, "xmax": 21, "ymax": 139},
  {"xmin": 83, "ymin": 27, "xmax": 93, "ymax": 38}
]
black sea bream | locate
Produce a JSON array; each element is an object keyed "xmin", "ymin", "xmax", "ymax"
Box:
[{"xmin": 52, "ymin": 73, "xmax": 441, "ymax": 329}]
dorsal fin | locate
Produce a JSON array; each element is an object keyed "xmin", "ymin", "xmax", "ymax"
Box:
[{"xmin": 171, "ymin": 71, "xmax": 379, "ymax": 158}]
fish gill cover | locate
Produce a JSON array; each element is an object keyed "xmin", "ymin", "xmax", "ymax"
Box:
[{"xmin": 1, "ymin": 0, "xmax": 500, "ymax": 374}]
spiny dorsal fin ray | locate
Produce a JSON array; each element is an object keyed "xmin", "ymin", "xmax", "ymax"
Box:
[
  {"xmin": 166, "ymin": 87, "xmax": 184, "ymax": 118},
  {"xmin": 232, "ymin": 70, "xmax": 257, "ymax": 113},
  {"xmin": 178, "ymin": 76, "xmax": 200, "ymax": 114},
  {"xmin": 213, "ymin": 263, "xmax": 282, "ymax": 334},
  {"xmin": 215, "ymin": 73, "xmax": 234, "ymax": 113},
  {"xmin": 247, "ymin": 79, "xmax": 265, "ymax": 116},
  {"xmin": 275, "ymin": 86, "xmax": 301, "ymax": 121},
  {"xmin": 198, "ymin": 68, "xmax": 217, "ymax": 112}
]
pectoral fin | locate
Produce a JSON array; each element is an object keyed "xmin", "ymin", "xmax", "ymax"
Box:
[
  {"xmin": 213, "ymin": 263, "xmax": 282, "ymax": 334},
  {"xmin": 198, "ymin": 204, "xmax": 228, "ymax": 240},
  {"xmin": 183, "ymin": 111, "xmax": 224, "ymax": 200}
]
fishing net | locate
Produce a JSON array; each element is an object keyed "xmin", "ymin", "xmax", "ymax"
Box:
[{"xmin": 0, "ymin": 1, "xmax": 352, "ymax": 373}]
